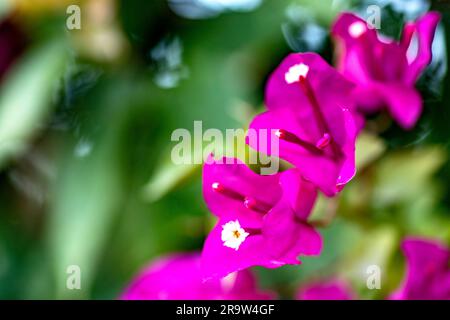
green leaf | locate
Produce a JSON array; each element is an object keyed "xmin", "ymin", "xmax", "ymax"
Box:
[
  {"xmin": 373, "ymin": 147, "xmax": 446, "ymax": 206},
  {"xmin": 338, "ymin": 226, "xmax": 398, "ymax": 299},
  {"xmin": 48, "ymin": 137, "xmax": 124, "ymax": 299},
  {"xmin": 0, "ymin": 39, "xmax": 69, "ymax": 169},
  {"xmin": 355, "ymin": 131, "xmax": 386, "ymax": 170},
  {"xmin": 0, "ymin": 0, "xmax": 12, "ymax": 20},
  {"xmin": 142, "ymin": 160, "xmax": 200, "ymax": 203},
  {"xmin": 294, "ymin": 0, "xmax": 350, "ymax": 25},
  {"xmin": 47, "ymin": 80, "xmax": 131, "ymax": 299}
]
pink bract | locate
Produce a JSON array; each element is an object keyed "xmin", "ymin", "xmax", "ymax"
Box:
[
  {"xmin": 247, "ymin": 53, "xmax": 359, "ymax": 196},
  {"xmin": 332, "ymin": 12, "xmax": 440, "ymax": 129},
  {"xmin": 391, "ymin": 237, "xmax": 450, "ymax": 300},
  {"xmin": 297, "ymin": 280, "xmax": 355, "ymax": 300},
  {"xmin": 201, "ymin": 155, "xmax": 321, "ymax": 279},
  {"xmin": 121, "ymin": 253, "xmax": 275, "ymax": 300}
]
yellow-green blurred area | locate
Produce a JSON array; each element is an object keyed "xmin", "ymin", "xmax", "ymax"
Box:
[{"xmin": 0, "ymin": 0, "xmax": 449, "ymax": 299}]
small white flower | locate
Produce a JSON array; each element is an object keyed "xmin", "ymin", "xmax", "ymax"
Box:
[
  {"xmin": 221, "ymin": 220, "xmax": 249, "ymax": 250},
  {"xmin": 285, "ymin": 63, "xmax": 309, "ymax": 84},
  {"xmin": 348, "ymin": 21, "xmax": 367, "ymax": 38}
]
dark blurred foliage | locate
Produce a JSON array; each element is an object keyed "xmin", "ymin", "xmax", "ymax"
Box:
[{"xmin": 0, "ymin": 18, "xmax": 26, "ymax": 80}]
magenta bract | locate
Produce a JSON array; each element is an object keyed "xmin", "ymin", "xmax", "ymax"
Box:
[
  {"xmin": 391, "ymin": 238, "xmax": 450, "ymax": 300},
  {"xmin": 247, "ymin": 53, "xmax": 359, "ymax": 196},
  {"xmin": 121, "ymin": 253, "xmax": 274, "ymax": 300},
  {"xmin": 297, "ymin": 280, "xmax": 354, "ymax": 300},
  {"xmin": 201, "ymin": 156, "xmax": 321, "ymax": 279},
  {"xmin": 332, "ymin": 12, "xmax": 440, "ymax": 129}
]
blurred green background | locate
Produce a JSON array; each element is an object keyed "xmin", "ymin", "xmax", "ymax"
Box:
[{"xmin": 0, "ymin": 0, "xmax": 449, "ymax": 299}]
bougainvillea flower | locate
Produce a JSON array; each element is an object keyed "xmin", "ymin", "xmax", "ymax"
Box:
[
  {"xmin": 201, "ymin": 155, "xmax": 321, "ymax": 279},
  {"xmin": 391, "ymin": 238, "xmax": 450, "ymax": 300},
  {"xmin": 247, "ymin": 53, "xmax": 359, "ymax": 196},
  {"xmin": 121, "ymin": 253, "xmax": 274, "ymax": 300},
  {"xmin": 297, "ymin": 280, "xmax": 355, "ymax": 300},
  {"xmin": 331, "ymin": 12, "xmax": 440, "ymax": 129}
]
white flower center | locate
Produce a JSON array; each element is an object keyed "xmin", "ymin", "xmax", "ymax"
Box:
[
  {"xmin": 221, "ymin": 220, "xmax": 249, "ymax": 250},
  {"xmin": 348, "ymin": 21, "xmax": 367, "ymax": 38},
  {"xmin": 285, "ymin": 63, "xmax": 309, "ymax": 84}
]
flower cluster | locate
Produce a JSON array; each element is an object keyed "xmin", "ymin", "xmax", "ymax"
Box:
[
  {"xmin": 200, "ymin": 11, "xmax": 440, "ymax": 281},
  {"xmin": 121, "ymin": 238, "xmax": 449, "ymax": 300},
  {"xmin": 122, "ymin": 11, "xmax": 444, "ymax": 300}
]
